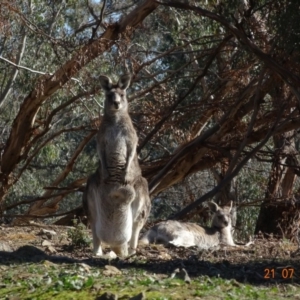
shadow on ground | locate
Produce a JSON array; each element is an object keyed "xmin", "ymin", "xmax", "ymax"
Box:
[{"xmin": 0, "ymin": 244, "xmax": 299, "ymax": 285}]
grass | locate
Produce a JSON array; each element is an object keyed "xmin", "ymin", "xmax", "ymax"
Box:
[
  {"xmin": 0, "ymin": 261, "xmax": 299, "ymax": 300},
  {"xmin": 67, "ymin": 220, "xmax": 91, "ymax": 248}
]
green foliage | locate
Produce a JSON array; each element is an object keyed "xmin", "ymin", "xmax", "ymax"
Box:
[
  {"xmin": 0, "ymin": 261, "xmax": 298, "ymax": 300},
  {"xmin": 270, "ymin": 1, "xmax": 300, "ymax": 56},
  {"xmin": 67, "ymin": 219, "xmax": 91, "ymax": 248},
  {"xmin": 235, "ymin": 161, "xmax": 270, "ymax": 240},
  {"xmin": 0, "ymin": 0, "xmax": 299, "ymax": 241},
  {"xmin": 56, "ymin": 273, "xmax": 94, "ymax": 291}
]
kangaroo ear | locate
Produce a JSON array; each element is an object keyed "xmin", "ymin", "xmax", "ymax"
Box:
[
  {"xmin": 207, "ymin": 201, "xmax": 219, "ymax": 212},
  {"xmin": 99, "ymin": 75, "xmax": 112, "ymax": 91},
  {"xmin": 226, "ymin": 201, "xmax": 233, "ymax": 212},
  {"xmin": 117, "ymin": 74, "xmax": 131, "ymax": 90}
]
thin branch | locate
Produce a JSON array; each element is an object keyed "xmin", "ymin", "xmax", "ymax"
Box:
[
  {"xmin": 88, "ymin": 0, "xmax": 107, "ymax": 40},
  {"xmin": 29, "ymin": 89, "xmax": 98, "ymax": 146},
  {"xmin": 0, "ymin": 0, "xmax": 159, "ymax": 203},
  {"xmin": 17, "ymin": 126, "xmax": 94, "ymax": 181},
  {"xmin": 5, "ymin": 190, "xmax": 76, "ymax": 211},
  {"xmin": 149, "ymin": 77, "xmax": 258, "ymax": 194},
  {"xmin": 158, "ymin": 1, "xmax": 300, "ymax": 87},
  {"xmin": 226, "ymin": 67, "xmax": 267, "ymax": 175},
  {"xmin": 138, "ymin": 35, "xmax": 232, "ymax": 153},
  {"xmin": 30, "ymin": 131, "xmax": 95, "ymax": 210},
  {"xmin": 129, "ymin": 55, "xmax": 199, "ymax": 102},
  {"xmin": 4, "ymin": 177, "xmax": 86, "ymax": 211},
  {"xmin": 170, "ymin": 107, "xmax": 284, "ymax": 220},
  {"xmin": 132, "ymin": 37, "xmax": 208, "ymax": 75},
  {"xmin": 0, "ymin": 55, "xmax": 81, "ymax": 83},
  {"xmin": 4, "ymin": 206, "xmax": 83, "ymax": 219},
  {"xmin": 99, "ymin": 0, "xmax": 106, "ymax": 23},
  {"xmin": 0, "ymin": 27, "xmax": 27, "ymax": 108}
]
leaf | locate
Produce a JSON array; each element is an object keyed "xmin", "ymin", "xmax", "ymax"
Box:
[{"xmin": 83, "ymin": 276, "xmax": 94, "ymax": 288}]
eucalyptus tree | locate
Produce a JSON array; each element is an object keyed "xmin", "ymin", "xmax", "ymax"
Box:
[
  {"xmin": 1, "ymin": 0, "xmax": 300, "ymax": 238},
  {"xmin": 0, "ymin": 0, "xmax": 159, "ymax": 221}
]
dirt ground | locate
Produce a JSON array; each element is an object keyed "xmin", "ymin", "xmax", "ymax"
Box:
[{"xmin": 1, "ymin": 223, "xmax": 300, "ymax": 286}]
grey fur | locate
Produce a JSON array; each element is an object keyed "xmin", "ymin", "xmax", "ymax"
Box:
[
  {"xmin": 83, "ymin": 75, "xmax": 151, "ymax": 257},
  {"xmin": 139, "ymin": 201, "xmax": 235, "ymax": 249},
  {"xmin": 97, "ymin": 74, "xmax": 140, "ymax": 184}
]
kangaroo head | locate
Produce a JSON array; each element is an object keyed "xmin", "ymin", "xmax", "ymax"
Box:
[
  {"xmin": 208, "ymin": 201, "xmax": 232, "ymax": 229},
  {"xmin": 99, "ymin": 75, "xmax": 131, "ymax": 114}
]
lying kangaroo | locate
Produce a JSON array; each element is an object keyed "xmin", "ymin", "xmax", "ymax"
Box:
[
  {"xmin": 139, "ymin": 201, "xmax": 235, "ymax": 249},
  {"xmin": 83, "ymin": 75, "xmax": 151, "ymax": 257}
]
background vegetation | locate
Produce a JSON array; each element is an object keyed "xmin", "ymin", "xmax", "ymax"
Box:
[{"xmin": 1, "ymin": 0, "xmax": 300, "ymax": 241}]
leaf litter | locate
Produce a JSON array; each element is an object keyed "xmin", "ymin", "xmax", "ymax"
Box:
[{"xmin": 0, "ymin": 224, "xmax": 300, "ymax": 299}]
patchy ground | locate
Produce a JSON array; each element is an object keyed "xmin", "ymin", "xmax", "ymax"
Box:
[{"xmin": 1, "ymin": 223, "xmax": 300, "ymax": 299}]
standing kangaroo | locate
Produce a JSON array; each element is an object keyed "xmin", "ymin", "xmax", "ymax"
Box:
[
  {"xmin": 83, "ymin": 75, "xmax": 151, "ymax": 258},
  {"xmin": 139, "ymin": 201, "xmax": 235, "ymax": 249}
]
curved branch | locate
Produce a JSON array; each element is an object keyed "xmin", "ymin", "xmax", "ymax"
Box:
[
  {"xmin": 0, "ymin": 0, "xmax": 159, "ymax": 201},
  {"xmin": 0, "ymin": 27, "xmax": 27, "ymax": 108},
  {"xmin": 18, "ymin": 126, "xmax": 96, "ymax": 181},
  {"xmin": 4, "ymin": 177, "xmax": 86, "ymax": 211},
  {"xmin": 138, "ymin": 35, "xmax": 232, "ymax": 152},
  {"xmin": 170, "ymin": 108, "xmax": 283, "ymax": 220},
  {"xmin": 149, "ymin": 74, "xmax": 258, "ymax": 194},
  {"xmin": 159, "ymin": 1, "xmax": 300, "ymax": 87}
]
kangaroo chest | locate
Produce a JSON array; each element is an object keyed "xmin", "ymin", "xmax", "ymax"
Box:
[
  {"xmin": 104, "ymin": 128, "xmax": 127, "ymax": 166},
  {"xmin": 104, "ymin": 125, "xmax": 131, "ymax": 166}
]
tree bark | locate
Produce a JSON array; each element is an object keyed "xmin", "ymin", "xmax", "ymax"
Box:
[
  {"xmin": 0, "ymin": 0, "xmax": 159, "ymax": 203},
  {"xmin": 255, "ymin": 131, "xmax": 300, "ymax": 238}
]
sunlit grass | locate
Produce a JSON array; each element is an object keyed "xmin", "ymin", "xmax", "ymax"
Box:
[{"xmin": 0, "ymin": 261, "xmax": 299, "ymax": 300}]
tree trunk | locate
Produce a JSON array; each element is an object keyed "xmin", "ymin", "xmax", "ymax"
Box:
[
  {"xmin": 255, "ymin": 131, "xmax": 300, "ymax": 238},
  {"xmin": 0, "ymin": 0, "xmax": 159, "ymax": 204}
]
